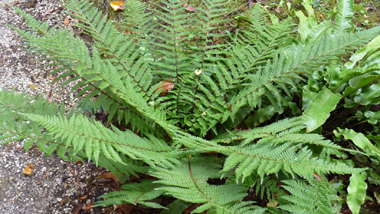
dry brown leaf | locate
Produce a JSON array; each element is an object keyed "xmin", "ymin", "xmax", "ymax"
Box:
[
  {"xmin": 49, "ymin": 96, "xmax": 53, "ymax": 104},
  {"xmin": 23, "ymin": 163, "xmax": 34, "ymax": 175},
  {"xmin": 78, "ymin": 195, "xmax": 87, "ymax": 203},
  {"xmin": 96, "ymin": 172, "xmax": 118, "ymax": 183},
  {"xmin": 45, "ymin": 8, "xmax": 55, "ymax": 16},
  {"xmin": 48, "ymin": 76, "xmax": 55, "ymax": 80},
  {"xmin": 313, "ymin": 172, "xmax": 322, "ymax": 181},
  {"xmin": 185, "ymin": 5, "xmax": 196, "ymax": 12},
  {"xmin": 82, "ymin": 203, "xmax": 93, "ymax": 211},
  {"xmin": 110, "ymin": 1, "xmax": 125, "ymax": 11},
  {"xmin": 64, "ymin": 17, "xmax": 69, "ymax": 26},
  {"xmin": 267, "ymin": 200, "xmax": 278, "ymax": 207},
  {"xmin": 71, "ymin": 203, "xmax": 82, "ymax": 214},
  {"xmin": 154, "ymin": 80, "xmax": 175, "ymax": 95}
]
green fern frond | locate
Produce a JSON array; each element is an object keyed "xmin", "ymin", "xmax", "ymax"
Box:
[
  {"xmin": 23, "ymin": 113, "xmax": 180, "ymax": 167},
  {"xmin": 187, "ymin": 26, "xmax": 380, "ymax": 135},
  {"xmin": 185, "ymin": 17, "xmax": 294, "ymax": 135},
  {"xmin": 151, "ymin": 156, "xmax": 259, "ymax": 214},
  {"xmin": 333, "ymin": 0, "xmax": 353, "ymax": 34},
  {"xmin": 11, "ymin": 4, "xmax": 167, "ymax": 135},
  {"xmin": 278, "ymin": 175, "xmax": 337, "ymax": 214},
  {"xmin": 94, "ymin": 153, "xmax": 148, "ymax": 180},
  {"xmin": 0, "ymin": 89, "xmax": 82, "ymax": 160},
  {"xmin": 96, "ymin": 180, "xmax": 166, "ymax": 209},
  {"xmin": 222, "ymin": 142, "xmax": 362, "ymax": 181}
]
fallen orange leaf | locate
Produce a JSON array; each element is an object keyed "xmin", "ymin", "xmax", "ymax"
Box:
[
  {"xmin": 79, "ymin": 195, "xmax": 87, "ymax": 203},
  {"xmin": 64, "ymin": 17, "xmax": 69, "ymax": 26},
  {"xmin": 24, "ymin": 163, "xmax": 34, "ymax": 175},
  {"xmin": 110, "ymin": 1, "xmax": 124, "ymax": 11},
  {"xmin": 96, "ymin": 172, "xmax": 119, "ymax": 183},
  {"xmin": 185, "ymin": 5, "xmax": 196, "ymax": 12}
]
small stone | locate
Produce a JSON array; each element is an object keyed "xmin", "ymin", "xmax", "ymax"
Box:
[{"xmin": 57, "ymin": 198, "xmax": 62, "ymax": 202}]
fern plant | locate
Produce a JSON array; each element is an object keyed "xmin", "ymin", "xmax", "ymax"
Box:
[{"xmin": 2, "ymin": 0, "xmax": 380, "ymax": 212}]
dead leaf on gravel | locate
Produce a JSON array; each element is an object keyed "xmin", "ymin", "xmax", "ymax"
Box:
[
  {"xmin": 45, "ymin": 8, "xmax": 55, "ymax": 16},
  {"xmin": 23, "ymin": 163, "xmax": 34, "ymax": 175},
  {"xmin": 185, "ymin": 5, "xmax": 196, "ymax": 12},
  {"xmin": 96, "ymin": 172, "xmax": 118, "ymax": 183},
  {"xmin": 71, "ymin": 203, "xmax": 82, "ymax": 214},
  {"xmin": 82, "ymin": 203, "xmax": 93, "ymax": 210},
  {"xmin": 78, "ymin": 195, "xmax": 87, "ymax": 203},
  {"xmin": 110, "ymin": 1, "xmax": 124, "ymax": 11},
  {"xmin": 64, "ymin": 17, "xmax": 69, "ymax": 26}
]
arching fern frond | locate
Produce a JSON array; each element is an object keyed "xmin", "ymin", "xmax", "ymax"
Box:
[
  {"xmin": 172, "ymin": 118, "xmax": 362, "ymax": 181},
  {"xmin": 23, "ymin": 113, "xmax": 181, "ymax": 167},
  {"xmin": 0, "ymin": 89, "xmax": 82, "ymax": 160}
]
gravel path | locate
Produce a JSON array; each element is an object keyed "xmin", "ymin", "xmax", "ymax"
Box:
[{"xmin": 0, "ymin": 0, "xmax": 115, "ymax": 213}]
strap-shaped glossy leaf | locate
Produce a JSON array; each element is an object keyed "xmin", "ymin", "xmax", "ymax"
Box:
[
  {"xmin": 334, "ymin": 128, "xmax": 380, "ymax": 157},
  {"xmin": 302, "ymin": 87, "xmax": 341, "ymax": 132},
  {"xmin": 347, "ymin": 172, "xmax": 367, "ymax": 214}
]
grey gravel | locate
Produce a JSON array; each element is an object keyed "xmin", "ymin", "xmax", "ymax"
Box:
[{"xmin": 0, "ymin": 0, "xmax": 116, "ymax": 213}]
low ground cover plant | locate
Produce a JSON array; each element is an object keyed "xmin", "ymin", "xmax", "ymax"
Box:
[{"xmin": 1, "ymin": 0, "xmax": 380, "ymax": 213}]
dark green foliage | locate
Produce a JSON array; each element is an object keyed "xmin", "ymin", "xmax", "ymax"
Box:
[{"xmin": 2, "ymin": 0, "xmax": 380, "ymax": 212}]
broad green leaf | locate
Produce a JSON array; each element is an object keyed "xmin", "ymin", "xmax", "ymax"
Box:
[
  {"xmin": 245, "ymin": 105, "xmax": 276, "ymax": 128},
  {"xmin": 305, "ymin": 20, "xmax": 333, "ymax": 43},
  {"xmin": 342, "ymin": 73, "xmax": 380, "ymax": 98},
  {"xmin": 302, "ymin": 87, "xmax": 341, "ymax": 132},
  {"xmin": 295, "ymin": 10, "xmax": 317, "ymax": 43},
  {"xmin": 364, "ymin": 110, "xmax": 380, "ymax": 124},
  {"xmin": 333, "ymin": 0, "xmax": 354, "ymax": 34},
  {"xmin": 345, "ymin": 35, "xmax": 380, "ymax": 69},
  {"xmin": 347, "ymin": 172, "xmax": 367, "ymax": 214},
  {"xmin": 334, "ymin": 128, "xmax": 380, "ymax": 157},
  {"xmin": 353, "ymin": 83, "xmax": 380, "ymax": 105},
  {"xmin": 295, "ymin": 0, "xmax": 316, "ymax": 43}
]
